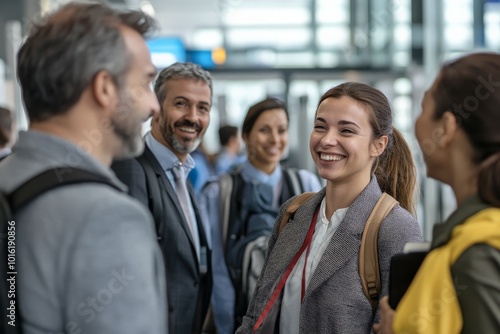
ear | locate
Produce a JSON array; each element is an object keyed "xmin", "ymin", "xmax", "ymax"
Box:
[
  {"xmin": 242, "ymin": 132, "xmax": 249, "ymax": 145},
  {"xmin": 370, "ymin": 135, "xmax": 389, "ymax": 157},
  {"xmin": 91, "ymin": 70, "xmax": 119, "ymax": 111},
  {"xmin": 438, "ymin": 111, "xmax": 458, "ymax": 148}
]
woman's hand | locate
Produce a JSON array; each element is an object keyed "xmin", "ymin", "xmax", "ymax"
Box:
[{"xmin": 373, "ymin": 296, "xmax": 395, "ymax": 334}]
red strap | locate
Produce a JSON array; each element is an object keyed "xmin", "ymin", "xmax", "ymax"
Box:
[
  {"xmin": 301, "ymin": 237, "xmax": 313, "ymax": 302},
  {"xmin": 253, "ymin": 209, "xmax": 319, "ymax": 333}
]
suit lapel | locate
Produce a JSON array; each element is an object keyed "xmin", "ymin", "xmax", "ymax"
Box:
[
  {"xmin": 305, "ymin": 177, "xmax": 382, "ymax": 299},
  {"xmin": 143, "ymin": 146, "xmax": 199, "ymax": 255}
]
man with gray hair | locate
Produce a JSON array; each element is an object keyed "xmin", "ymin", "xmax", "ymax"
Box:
[
  {"xmin": 112, "ymin": 62, "xmax": 213, "ymax": 334},
  {"xmin": 0, "ymin": 2, "xmax": 167, "ymax": 333}
]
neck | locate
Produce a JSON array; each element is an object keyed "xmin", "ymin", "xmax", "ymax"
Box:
[
  {"xmin": 30, "ymin": 119, "xmax": 114, "ymax": 167},
  {"xmin": 441, "ymin": 137, "xmax": 479, "ymax": 207},
  {"xmin": 449, "ymin": 169, "xmax": 478, "ymax": 207},
  {"xmin": 324, "ymin": 174, "xmax": 371, "ymax": 220}
]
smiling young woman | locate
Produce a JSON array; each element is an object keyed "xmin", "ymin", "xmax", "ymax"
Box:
[{"xmin": 237, "ymin": 83, "xmax": 422, "ymax": 334}]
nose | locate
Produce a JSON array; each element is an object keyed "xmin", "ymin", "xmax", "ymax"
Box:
[
  {"xmin": 320, "ymin": 129, "xmax": 338, "ymax": 147},
  {"xmin": 270, "ymin": 130, "xmax": 280, "ymax": 144},
  {"xmin": 185, "ymin": 105, "xmax": 198, "ymax": 123}
]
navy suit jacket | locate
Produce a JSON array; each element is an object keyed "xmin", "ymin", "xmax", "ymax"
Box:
[{"xmin": 112, "ymin": 146, "xmax": 212, "ymax": 334}]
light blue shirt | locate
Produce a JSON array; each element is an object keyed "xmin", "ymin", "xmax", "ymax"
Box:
[
  {"xmin": 280, "ymin": 199, "xmax": 348, "ymax": 334},
  {"xmin": 199, "ymin": 161, "xmax": 322, "ymax": 334},
  {"xmin": 144, "ymin": 132, "xmax": 201, "ymax": 258}
]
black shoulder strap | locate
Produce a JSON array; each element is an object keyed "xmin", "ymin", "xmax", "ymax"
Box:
[
  {"xmin": 9, "ymin": 167, "xmax": 120, "ymax": 210},
  {"xmin": 136, "ymin": 154, "xmax": 164, "ymax": 240},
  {"xmin": 222, "ymin": 171, "xmax": 245, "ymax": 248}
]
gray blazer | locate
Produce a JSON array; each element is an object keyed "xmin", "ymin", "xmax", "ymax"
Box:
[{"xmin": 237, "ymin": 177, "xmax": 422, "ymax": 334}]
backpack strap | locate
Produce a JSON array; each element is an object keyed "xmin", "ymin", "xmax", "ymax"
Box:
[
  {"xmin": 359, "ymin": 192, "xmax": 398, "ymax": 310},
  {"xmin": 219, "ymin": 173, "xmax": 234, "ymax": 248},
  {"xmin": 278, "ymin": 192, "xmax": 316, "ymax": 234},
  {"xmin": 283, "ymin": 168, "xmax": 304, "ymax": 196},
  {"xmin": 8, "ymin": 168, "xmax": 120, "ymax": 210}
]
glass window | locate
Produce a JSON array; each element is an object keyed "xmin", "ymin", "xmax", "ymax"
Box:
[
  {"xmin": 227, "ymin": 28, "xmax": 312, "ymax": 49},
  {"xmin": 222, "ymin": 7, "xmax": 310, "ymax": 26},
  {"xmin": 192, "ymin": 29, "xmax": 224, "ymax": 49},
  {"xmin": 316, "ymin": 25, "xmax": 350, "ymax": 49},
  {"xmin": 444, "ymin": 24, "xmax": 473, "ymax": 50}
]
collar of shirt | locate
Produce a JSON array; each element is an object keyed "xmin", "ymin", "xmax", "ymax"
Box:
[
  {"xmin": 144, "ymin": 131, "xmax": 195, "ymax": 176},
  {"xmin": 240, "ymin": 161, "xmax": 282, "ymax": 188},
  {"xmin": 318, "ymin": 196, "xmax": 349, "ymax": 227}
]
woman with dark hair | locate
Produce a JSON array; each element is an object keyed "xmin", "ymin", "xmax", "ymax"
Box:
[
  {"xmin": 374, "ymin": 53, "xmax": 500, "ymax": 334},
  {"xmin": 237, "ymin": 83, "xmax": 422, "ymax": 334},
  {"xmin": 200, "ymin": 97, "xmax": 322, "ymax": 334}
]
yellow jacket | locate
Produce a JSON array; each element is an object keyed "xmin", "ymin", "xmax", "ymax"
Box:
[{"xmin": 393, "ymin": 207, "xmax": 500, "ymax": 333}]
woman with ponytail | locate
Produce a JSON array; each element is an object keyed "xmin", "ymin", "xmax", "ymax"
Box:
[
  {"xmin": 374, "ymin": 52, "xmax": 500, "ymax": 334},
  {"xmin": 237, "ymin": 82, "xmax": 422, "ymax": 334}
]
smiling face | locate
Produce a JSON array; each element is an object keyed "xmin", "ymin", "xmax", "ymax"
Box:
[
  {"xmin": 310, "ymin": 96, "xmax": 386, "ymax": 188},
  {"xmin": 151, "ymin": 78, "xmax": 211, "ymax": 161},
  {"xmin": 244, "ymin": 108, "xmax": 288, "ymax": 174}
]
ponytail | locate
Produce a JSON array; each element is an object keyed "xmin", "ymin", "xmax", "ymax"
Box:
[
  {"xmin": 374, "ymin": 127, "xmax": 417, "ymax": 216},
  {"xmin": 478, "ymin": 152, "xmax": 500, "ymax": 207}
]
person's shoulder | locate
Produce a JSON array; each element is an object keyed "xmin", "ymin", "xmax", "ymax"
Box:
[
  {"xmin": 200, "ymin": 172, "xmax": 235, "ymax": 199},
  {"xmin": 293, "ymin": 168, "xmax": 322, "ymax": 192},
  {"xmin": 379, "ymin": 204, "xmax": 422, "ymax": 241},
  {"xmin": 111, "ymin": 155, "xmax": 143, "ymax": 172},
  {"xmin": 48, "ymin": 181, "xmax": 150, "ymax": 222},
  {"xmin": 77, "ymin": 184, "xmax": 155, "ymax": 235}
]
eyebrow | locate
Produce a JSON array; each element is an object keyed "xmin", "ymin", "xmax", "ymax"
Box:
[
  {"xmin": 315, "ymin": 117, "xmax": 361, "ymax": 129},
  {"xmin": 338, "ymin": 120, "xmax": 360, "ymax": 129},
  {"xmin": 174, "ymin": 96, "xmax": 211, "ymax": 106}
]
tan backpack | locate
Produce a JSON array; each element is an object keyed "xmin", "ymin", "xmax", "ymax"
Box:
[{"xmin": 278, "ymin": 192, "xmax": 398, "ymax": 309}]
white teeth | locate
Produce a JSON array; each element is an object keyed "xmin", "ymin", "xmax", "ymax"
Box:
[
  {"xmin": 179, "ymin": 127, "xmax": 196, "ymax": 133},
  {"xmin": 320, "ymin": 154, "xmax": 343, "ymax": 161}
]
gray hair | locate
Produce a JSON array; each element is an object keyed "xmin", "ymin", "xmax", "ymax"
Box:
[
  {"xmin": 17, "ymin": 2, "xmax": 157, "ymax": 122},
  {"xmin": 154, "ymin": 62, "xmax": 213, "ymax": 106}
]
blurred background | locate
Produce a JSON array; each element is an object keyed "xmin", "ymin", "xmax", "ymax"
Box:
[{"xmin": 1, "ymin": 0, "xmax": 499, "ymax": 240}]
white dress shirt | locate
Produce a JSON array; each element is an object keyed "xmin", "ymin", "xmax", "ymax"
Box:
[{"xmin": 279, "ymin": 197, "xmax": 348, "ymax": 334}]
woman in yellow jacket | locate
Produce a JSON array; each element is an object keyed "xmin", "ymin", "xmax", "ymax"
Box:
[{"xmin": 374, "ymin": 52, "xmax": 500, "ymax": 334}]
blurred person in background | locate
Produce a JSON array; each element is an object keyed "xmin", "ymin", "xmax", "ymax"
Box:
[
  {"xmin": 374, "ymin": 53, "xmax": 500, "ymax": 334},
  {"xmin": 214, "ymin": 124, "xmax": 246, "ymax": 174}
]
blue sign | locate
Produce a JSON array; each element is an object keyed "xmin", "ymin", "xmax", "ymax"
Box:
[{"xmin": 146, "ymin": 37, "xmax": 186, "ymax": 68}]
